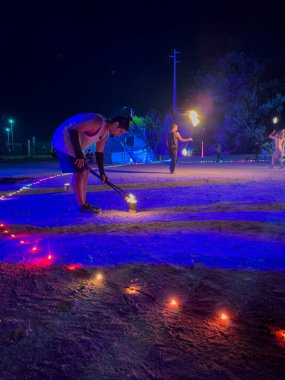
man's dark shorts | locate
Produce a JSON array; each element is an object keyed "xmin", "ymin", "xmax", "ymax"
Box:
[{"xmin": 56, "ymin": 151, "xmax": 89, "ymax": 173}]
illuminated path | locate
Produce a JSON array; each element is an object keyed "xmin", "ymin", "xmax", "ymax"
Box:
[{"xmin": 1, "ymin": 162, "xmax": 285, "ymax": 269}]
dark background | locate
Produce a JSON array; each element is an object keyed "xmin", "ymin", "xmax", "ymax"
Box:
[{"xmin": 0, "ymin": 0, "xmax": 284, "ymax": 141}]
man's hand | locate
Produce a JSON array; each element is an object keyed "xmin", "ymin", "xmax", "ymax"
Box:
[
  {"xmin": 101, "ymin": 173, "xmax": 108, "ymax": 183},
  {"xmin": 75, "ymin": 158, "xmax": 85, "ymax": 168},
  {"xmin": 188, "ymin": 137, "xmax": 193, "ymax": 142}
]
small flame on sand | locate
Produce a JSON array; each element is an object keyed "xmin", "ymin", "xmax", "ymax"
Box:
[{"xmin": 125, "ymin": 194, "xmax": 137, "ymax": 204}]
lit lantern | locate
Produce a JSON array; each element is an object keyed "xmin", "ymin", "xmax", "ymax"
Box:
[
  {"xmin": 182, "ymin": 148, "xmax": 188, "ymax": 157},
  {"xmin": 10, "ymin": 234, "xmax": 16, "ymax": 238},
  {"xmin": 125, "ymin": 194, "xmax": 137, "ymax": 213},
  {"xmin": 47, "ymin": 254, "xmax": 53, "ymax": 260},
  {"xmin": 31, "ymin": 246, "xmax": 38, "ymax": 252},
  {"xmin": 64, "ymin": 183, "xmax": 70, "ymax": 192},
  {"xmin": 95, "ymin": 273, "xmax": 103, "ymax": 281}
]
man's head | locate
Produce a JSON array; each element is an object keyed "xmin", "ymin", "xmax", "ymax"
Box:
[
  {"xmin": 171, "ymin": 123, "xmax": 178, "ymax": 132},
  {"xmin": 108, "ymin": 115, "xmax": 133, "ymax": 137}
]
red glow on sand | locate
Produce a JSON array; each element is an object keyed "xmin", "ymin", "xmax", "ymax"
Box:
[
  {"xmin": 31, "ymin": 246, "xmax": 38, "ymax": 252},
  {"xmin": 67, "ymin": 264, "xmax": 82, "ymax": 271},
  {"xmin": 47, "ymin": 254, "xmax": 53, "ymax": 260},
  {"xmin": 0, "ymin": 223, "xmax": 5, "ymax": 228},
  {"xmin": 4, "ymin": 230, "xmax": 9, "ymax": 234},
  {"xmin": 20, "ymin": 240, "xmax": 25, "ymax": 244},
  {"xmin": 275, "ymin": 330, "xmax": 285, "ymax": 341},
  {"xmin": 169, "ymin": 298, "xmax": 178, "ymax": 308},
  {"xmin": 10, "ymin": 234, "xmax": 16, "ymax": 238}
]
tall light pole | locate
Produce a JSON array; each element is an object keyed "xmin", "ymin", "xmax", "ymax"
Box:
[
  {"xmin": 5, "ymin": 128, "xmax": 10, "ymax": 147},
  {"xmin": 169, "ymin": 49, "xmax": 181, "ymax": 118},
  {"xmin": 8, "ymin": 119, "xmax": 14, "ymax": 150}
]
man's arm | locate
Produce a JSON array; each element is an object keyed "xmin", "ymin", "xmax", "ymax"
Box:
[
  {"xmin": 269, "ymin": 130, "xmax": 276, "ymax": 140},
  {"xmin": 177, "ymin": 132, "xmax": 193, "ymax": 142},
  {"xmin": 95, "ymin": 135, "xmax": 108, "ymax": 182}
]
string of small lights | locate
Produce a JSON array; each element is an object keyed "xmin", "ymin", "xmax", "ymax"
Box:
[{"xmin": 1, "ymin": 220, "xmax": 285, "ymax": 347}]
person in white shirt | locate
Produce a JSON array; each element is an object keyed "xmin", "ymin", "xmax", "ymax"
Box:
[{"xmin": 269, "ymin": 129, "xmax": 285, "ymax": 168}]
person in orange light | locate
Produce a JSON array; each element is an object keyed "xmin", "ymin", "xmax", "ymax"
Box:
[{"xmin": 168, "ymin": 123, "xmax": 193, "ymax": 173}]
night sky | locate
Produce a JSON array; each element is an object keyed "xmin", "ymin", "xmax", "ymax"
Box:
[{"xmin": 0, "ymin": 1, "xmax": 284, "ymax": 141}]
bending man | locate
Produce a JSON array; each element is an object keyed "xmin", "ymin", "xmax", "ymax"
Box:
[{"xmin": 52, "ymin": 113, "xmax": 132, "ymax": 213}]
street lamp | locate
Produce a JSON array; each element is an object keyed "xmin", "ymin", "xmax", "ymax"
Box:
[
  {"xmin": 5, "ymin": 128, "xmax": 10, "ymax": 147},
  {"xmin": 8, "ymin": 119, "xmax": 14, "ymax": 150},
  {"xmin": 273, "ymin": 116, "xmax": 278, "ymax": 125}
]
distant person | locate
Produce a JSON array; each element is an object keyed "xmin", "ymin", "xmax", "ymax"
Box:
[
  {"xmin": 215, "ymin": 143, "xmax": 222, "ymax": 162},
  {"xmin": 168, "ymin": 123, "xmax": 193, "ymax": 173},
  {"xmin": 52, "ymin": 113, "xmax": 132, "ymax": 213},
  {"xmin": 85, "ymin": 149, "xmax": 94, "ymax": 164},
  {"xmin": 269, "ymin": 129, "xmax": 285, "ymax": 168}
]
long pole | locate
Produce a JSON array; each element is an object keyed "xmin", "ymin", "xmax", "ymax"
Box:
[
  {"xmin": 169, "ymin": 49, "xmax": 181, "ymax": 118},
  {"xmin": 10, "ymin": 121, "xmax": 14, "ymax": 150},
  {"xmin": 7, "ymin": 130, "xmax": 10, "ymax": 146}
]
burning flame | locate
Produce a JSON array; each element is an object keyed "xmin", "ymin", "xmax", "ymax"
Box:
[
  {"xmin": 125, "ymin": 194, "xmax": 137, "ymax": 204},
  {"xmin": 189, "ymin": 110, "xmax": 200, "ymax": 127},
  {"xmin": 182, "ymin": 148, "xmax": 187, "ymax": 156}
]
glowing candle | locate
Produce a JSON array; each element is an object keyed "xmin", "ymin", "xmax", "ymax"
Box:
[{"xmin": 125, "ymin": 194, "xmax": 137, "ymax": 213}]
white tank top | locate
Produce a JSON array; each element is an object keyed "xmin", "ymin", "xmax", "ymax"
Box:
[{"xmin": 52, "ymin": 113, "xmax": 109, "ymax": 157}]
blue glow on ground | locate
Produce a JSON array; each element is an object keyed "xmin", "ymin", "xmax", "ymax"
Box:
[{"xmin": 1, "ymin": 163, "xmax": 285, "ymax": 270}]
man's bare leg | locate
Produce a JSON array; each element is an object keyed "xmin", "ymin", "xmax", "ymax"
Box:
[
  {"xmin": 72, "ymin": 172, "xmax": 85, "ymax": 206},
  {"xmin": 82, "ymin": 170, "xmax": 89, "ymax": 203}
]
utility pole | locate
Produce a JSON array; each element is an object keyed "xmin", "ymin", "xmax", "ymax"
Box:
[{"xmin": 169, "ymin": 49, "xmax": 181, "ymax": 118}]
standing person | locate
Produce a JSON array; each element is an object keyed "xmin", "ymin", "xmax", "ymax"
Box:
[
  {"xmin": 269, "ymin": 129, "xmax": 285, "ymax": 168},
  {"xmin": 215, "ymin": 143, "xmax": 222, "ymax": 162},
  {"xmin": 52, "ymin": 113, "xmax": 132, "ymax": 213},
  {"xmin": 168, "ymin": 123, "xmax": 193, "ymax": 173},
  {"xmin": 85, "ymin": 148, "xmax": 94, "ymax": 164}
]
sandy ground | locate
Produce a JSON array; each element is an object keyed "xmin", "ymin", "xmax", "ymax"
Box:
[{"xmin": 0, "ymin": 161, "xmax": 285, "ymax": 379}]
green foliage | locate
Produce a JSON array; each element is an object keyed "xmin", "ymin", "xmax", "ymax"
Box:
[{"xmin": 196, "ymin": 52, "xmax": 285, "ymax": 153}]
